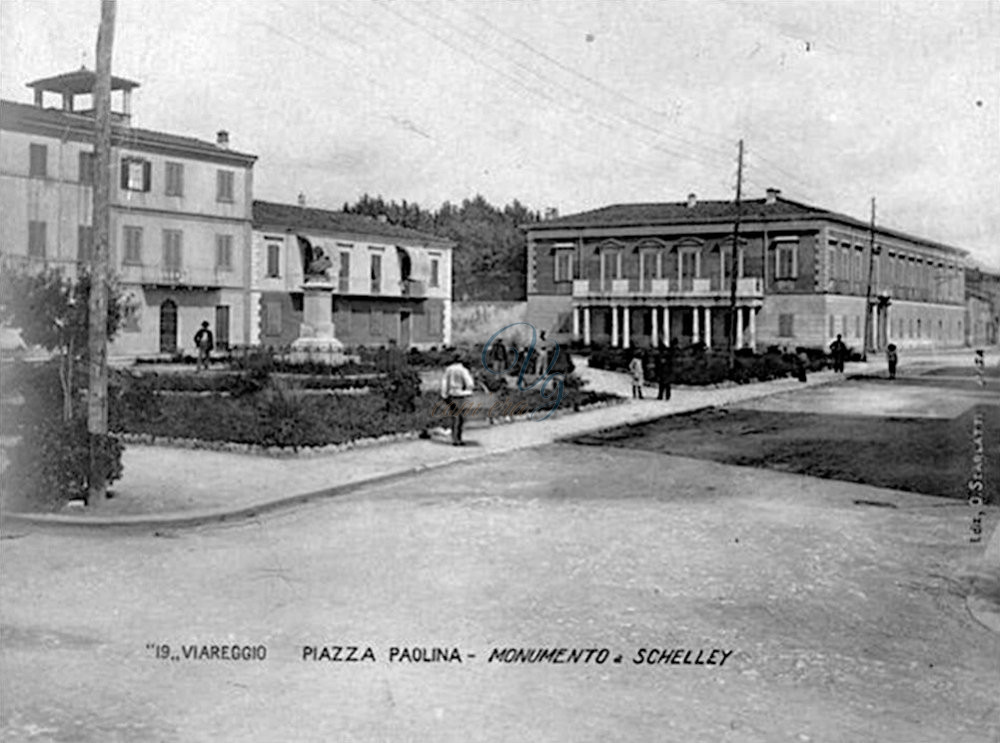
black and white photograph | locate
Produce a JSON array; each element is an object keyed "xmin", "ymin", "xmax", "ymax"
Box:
[{"xmin": 1, "ymin": 1, "xmax": 998, "ymax": 740}]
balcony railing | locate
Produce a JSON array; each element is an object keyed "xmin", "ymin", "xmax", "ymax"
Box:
[
  {"xmin": 571, "ymin": 276, "xmax": 763, "ymax": 298},
  {"xmin": 119, "ymin": 263, "xmax": 238, "ymax": 288}
]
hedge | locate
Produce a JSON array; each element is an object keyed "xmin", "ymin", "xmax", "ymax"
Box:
[{"xmin": 587, "ymin": 343, "xmax": 842, "ymax": 385}]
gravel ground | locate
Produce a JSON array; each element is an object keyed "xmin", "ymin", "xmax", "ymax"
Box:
[{"xmin": 2, "ymin": 445, "xmax": 997, "ymax": 743}]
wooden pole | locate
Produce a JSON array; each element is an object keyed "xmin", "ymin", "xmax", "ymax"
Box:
[
  {"xmin": 727, "ymin": 139, "xmax": 744, "ymax": 374},
  {"xmin": 88, "ymin": 0, "xmax": 116, "ymax": 505},
  {"xmin": 862, "ymin": 197, "xmax": 876, "ymax": 361}
]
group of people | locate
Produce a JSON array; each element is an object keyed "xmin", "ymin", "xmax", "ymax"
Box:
[
  {"xmin": 439, "ymin": 330, "xmax": 567, "ymax": 446},
  {"xmin": 627, "ymin": 345, "xmax": 675, "ymax": 401}
]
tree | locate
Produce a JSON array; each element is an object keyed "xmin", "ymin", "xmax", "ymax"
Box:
[
  {"xmin": 342, "ymin": 193, "xmax": 540, "ymax": 301},
  {"xmin": 0, "ymin": 264, "xmax": 131, "ymax": 421}
]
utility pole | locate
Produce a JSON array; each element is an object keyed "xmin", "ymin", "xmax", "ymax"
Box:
[
  {"xmin": 862, "ymin": 197, "xmax": 876, "ymax": 361},
  {"xmin": 88, "ymin": 0, "xmax": 116, "ymax": 505},
  {"xmin": 727, "ymin": 139, "xmax": 744, "ymax": 374}
]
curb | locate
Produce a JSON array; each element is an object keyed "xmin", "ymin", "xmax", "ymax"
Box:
[
  {"xmin": 0, "ymin": 371, "xmax": 846, "ymax": 532},
  {"xmin": 0, "ymin": 450, "xmax": 489, "ymax": 533}
]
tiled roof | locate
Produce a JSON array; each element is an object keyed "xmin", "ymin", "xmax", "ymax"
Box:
[
  {"xmin": 253, "ymin": 200, "xmax": 453, "ymax": 247},
  {"xmin": 529, "ymin": 196, "xmax": 968, "ymax": 256},
  {"xmin": 0, "ymin": 99, "xmax": 257, "ymax": 165},
  {"xmin": 533, "ymin": 197, "xmax": 837, "ymax": 228}
]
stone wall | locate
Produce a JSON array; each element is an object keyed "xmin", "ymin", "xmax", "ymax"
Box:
[{"xmin": 451, "ymin": 301, "xmax": 529, "ymax": 346}]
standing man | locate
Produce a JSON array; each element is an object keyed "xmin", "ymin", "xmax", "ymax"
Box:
[
  {"xmin": 829, "ymin": 334, "xmax": 848, "ymax": 374},
  {"xmin": 655, "ymin": 344, "xmax": 674, "ymax": 401},
  {"xmin": 194, "ymin": 321, "xmax": 214, "ymax": 371},
  {"xmin": 440, "ymin": 352, "xmax": 475, "ymax": 446},
  {"xmin": 534, "ymin": 330, "xmax": 550, "ymax": 377},
  {"xmin": 488, "ymin": 336, "xmax": 510, "ymax": 374}
]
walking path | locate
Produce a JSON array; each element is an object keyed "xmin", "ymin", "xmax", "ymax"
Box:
[
  {"xmin": 4, "ymin": 349, "xmax": 995, "ymax": 531},
  {"xmin": 3, "ymin": 361, "xmax": 859, "ymax": 528}
]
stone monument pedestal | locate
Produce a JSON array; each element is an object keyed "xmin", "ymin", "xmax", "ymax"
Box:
[{"xmin": 289, "ymin": 281, "xmax": 349, "ymax": 365}]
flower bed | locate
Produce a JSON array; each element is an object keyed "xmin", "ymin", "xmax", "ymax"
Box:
[{"xmin": 113, "ymin": 368, "xmax": 616, "ymax": 451}]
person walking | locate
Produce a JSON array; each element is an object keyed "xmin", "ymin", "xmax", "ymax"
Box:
[
  {"xmin": 829, "ymin": 334, "xmax": 848, "ymax": 374},
  {"xmin": 886, "ymin": 343, "xmax": 898, "ymax": 380},
  {"xmin": 654, "ymin": 344, "xmax": 673, "ymax": 400},
  {"xmin": 194, "ymin": 321, "xmax": 214, "ymax": 371},
  {"xmin": 628, "ymin": 351, "xmax": 645, "ymax": 399},
  {"xmin": 440, "ymin": 352, "xmax": 475, "ymax": 446}
]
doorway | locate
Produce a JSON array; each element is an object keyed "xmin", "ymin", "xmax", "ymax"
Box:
[
  {"xmin": 399, "ymin": 311, "xmax": 411, "ymax": 348},
  {"xmin": 215, "ymin": 305, "xmax": 230, "ymax": 350},
  {"xmin": 159, "ymin": 299, "xmax": 177, "ymax": 353}
]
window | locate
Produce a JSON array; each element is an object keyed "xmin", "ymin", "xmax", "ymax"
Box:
[
  {"xmin": 215, "ymin": 234, "xmax": 233, "ymax": 271},
  {"xmin": 163, "ymin": 230, "xmax": 183, "ymax": 276},
  {"xmin": 827, "ymin": 245, "xmax": 837, "ymax": 280},
  {"xmin": 338, "ymin": 252, "xmax": 350, "ymax": 293},
  {"xmin": 29, "ymin": 143, "xmax": 47, "ymax": 177},
  {"xmin": 77, "ymin": 225, "xmax": 94, "ymax": 263},
  {"xmin": 28, "ymin": 220, "xmax": 46, "ymax": 258},
  {"xmin": 370, "ymin": 253, "xmax": 382, "ymax": 294},
  {"xmin": 121, "ymin": 157, "xmax": 151, "ymax": 192},
  {"xmin": 165, "ymin": 162, "xmax": 184, "ymax": 196},
  {"xmin": 265, "ymin": 301, "xmax": 282, "ymax": 335},
  {"xmin": 430, "ymin": 257, "xmax": 440, "ymax": 288},
  {"xmin": 778, "ymin": 314, "xmax": 794, "ymax": 337},
  {"xmin": 123, "ymin": 226, "xmax": 143, "ymax": 264},
  {"xmin": 829, "ymin": 315, "xmax": 836, "ymax": 337},
  {"xmin": 427, "ymin": 306, "xmax": 442, "ymax": 336},
  {"xmin": 855, "ymin": 315, "xmax": 860, "ymax": 338},
  {"xmin": 678, "ymin": 248, "xmax": 699, "ymax": 280},
  {"xmin": 854, "ymin": 250, "xmax": 862, "ymax": 282},
  {"xmin": 216, "ymin": 170, "xmax": 234, "ymax": 202},
  {"xmin": 775, "ymin": 241, "xmax": 797, "ymax": 279},
  {"xmin": 78, "ymin": 151, "xmax": 95, "ymax": 184},
  {"xmin": 266, "ymin": 242, "xmax": 281, "ymax": 277},
  {"xmin": 554, "ymin": 250, "xmax": 573, "ymax": 282},
  {"xmin": 369, "ymin": 308, "xmax": 383, "ymax": 335}
]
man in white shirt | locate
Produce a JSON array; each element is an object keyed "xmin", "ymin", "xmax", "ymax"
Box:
[{"xmin": 440, "ymin": 353, "xmax": 475, "ymax": 446}]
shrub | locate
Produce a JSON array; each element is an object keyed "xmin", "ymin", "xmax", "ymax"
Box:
[
  {"xmin": 2, "ymin": 362, "xmax": 123, "ymax": 509},
  {"xmin": 377, "ymin": 366, "xmax": 422, "ymax": 414}
]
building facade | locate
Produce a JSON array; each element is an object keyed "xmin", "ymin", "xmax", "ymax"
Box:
[
  {"xmin": 0, "ymin": 69, "xmax": 257, "ymax": 356},
  {"xmin": 525, "ymin": 190, "xmax": 968, "ymax": 352},
  {"xmin": 251, "ymin": 200, "xmax": 453, "ymax": 349},
  {"xmin": 965, "ymin": 265, "xmax": 1000, "ymax": 347}
]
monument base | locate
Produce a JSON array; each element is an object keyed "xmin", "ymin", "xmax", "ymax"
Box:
[{"xmin": 289, "ymin": 336, "xmax": 352, "ymax": 366}]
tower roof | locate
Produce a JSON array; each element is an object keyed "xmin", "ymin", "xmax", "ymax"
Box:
[{"xmin": 26, "ymin": 66, "xmax": 140, "ymax": 95}]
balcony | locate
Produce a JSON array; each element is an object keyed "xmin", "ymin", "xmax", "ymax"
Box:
[
  {"xmin": 571, "ymin": 276, "xmax": 763, "ymax": 300},
  {"xmin": 120, "ymin": 263, "xmax": 236, "ymax": 289},
  {"xmin": 400, "ymin": 279, "xmax": 425, "ymax": 298}
]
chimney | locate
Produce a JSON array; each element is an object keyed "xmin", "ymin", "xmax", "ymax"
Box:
[
  {"xmin": 216, "ymin": 130, "xmax": 229, "ymax": 148},
  {"xmin": 765, "ymin": 188, "xmax": 781, "ymax": 206},
  {"xmin": 686, "ymin": 193, "xmax": 697, "ymax": 208},
  {"xmin": 297, "ymin": 192, "xmax": 306, "ymax": 207}
]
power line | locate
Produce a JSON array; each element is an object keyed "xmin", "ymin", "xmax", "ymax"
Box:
[
  {"xmin": 446, "ymin": 0, "xmax": 737, "ymax": 162},
  {"xmin": 370, "ymin": 0, "xmax": 741, "ymax": 177}
]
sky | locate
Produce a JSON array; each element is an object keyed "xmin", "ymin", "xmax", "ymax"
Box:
[{"xmin": 2, "ymin": 0, "xmax": 997, "ymax": 268}]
